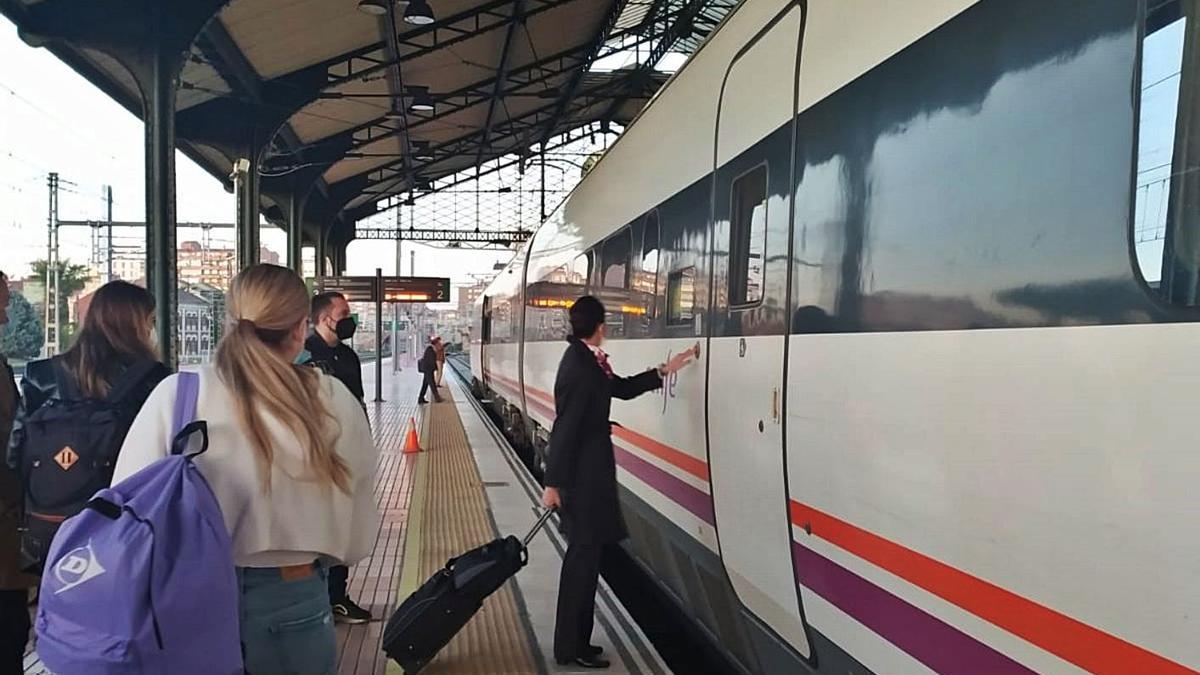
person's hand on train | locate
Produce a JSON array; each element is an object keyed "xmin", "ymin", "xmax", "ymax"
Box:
[
  {"xmin": 542, "ymin": 486, "xmax": 562, "ymax": 510},
  {"xmin": 661, "ymin": 346, "xmax": 697, "ymax": 376}
]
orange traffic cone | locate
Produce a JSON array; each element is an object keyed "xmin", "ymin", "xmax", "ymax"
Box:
[{"xmin": 403, "ymin": 417, "xmax": 423, "ymax": 454}]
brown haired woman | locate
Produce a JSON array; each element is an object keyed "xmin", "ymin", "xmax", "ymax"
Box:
[
  {"xmin": 6, "ymin": 280, "xmax": 169, "ymax": 569},
  {"xmin": 113, "ymin": 264, "xmax": 378, "ymax": 674}
]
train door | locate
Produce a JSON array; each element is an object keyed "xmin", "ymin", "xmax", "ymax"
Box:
[
  {"xmin": 480, "ymin": 295, "xmax": 492, "ymax": 388},
  {"xmin": 705, "ymin": 2, "xmax": 810, "ymax": 659}
]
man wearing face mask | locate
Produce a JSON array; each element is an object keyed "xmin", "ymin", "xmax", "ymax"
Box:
[{"xmin": 304, "ymin": 291, "xmax": 373, "ymax": 624}]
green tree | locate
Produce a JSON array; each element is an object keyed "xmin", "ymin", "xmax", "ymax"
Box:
[
  {"xmin": 2, "ymin": 292, "xmax": 43, "ymax": 359},
  {"xmin": 30, "ymin": 259, "xmax": 92, "ymax": 351}
]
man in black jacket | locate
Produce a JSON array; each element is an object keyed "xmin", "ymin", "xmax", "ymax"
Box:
[
  {"xmin": 417, "ymin": 337, "xmax": 443, "ymax": 404},
  {"xmin": 541, "ymin": 296, "xmax": 694, "ymax": 668},
  {"xmin": 305, "ymin": 292, "xmax": 373, "ymax": 624}
]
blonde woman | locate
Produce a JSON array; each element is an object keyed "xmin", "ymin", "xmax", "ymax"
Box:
[{"xmin": 114, "ymin": 265, "xmax": 378, "ymax": 674}]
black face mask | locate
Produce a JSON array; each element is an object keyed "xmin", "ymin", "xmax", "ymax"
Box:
[{"xmin": 334, "ymin": 317, "xmax": 357, "ymax": 341}]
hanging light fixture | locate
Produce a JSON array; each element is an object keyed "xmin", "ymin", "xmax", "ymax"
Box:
[
  {"xmin": 358, "ymin": 0, "xmax": 389, "ymax": 16},
  {"xmin": 412, "ymin": 141, "xmax": 434, "ymax": 161},
  {"xmin": 407, "ymin": 86, "xmax": 435, "ymax": 112},
  {"xmin": 403, "ymin": 0, "xmax": 436, "ymax": 25}
]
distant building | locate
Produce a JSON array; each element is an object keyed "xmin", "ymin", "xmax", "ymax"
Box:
[
  {"xmin": 100, "ymin": 243, "xmax": 283, "ymax": 292},
  {"xmin": 177, "ymin": 241, "xmax": 235, "ymax": 290},
  {"xmin": 75, "ymin": 279, "xmax": 217, "ymax": 365},
  {"xmin": 177, "ymin": 288, "xmax": 215, "ymax": 364},
  {"xmin": 111, "ymin": 246, "xmax": 146, "ymax": 283},
  {"xmin": 457, "ymin": 282, "xmax": 486, "ymax": 317}
]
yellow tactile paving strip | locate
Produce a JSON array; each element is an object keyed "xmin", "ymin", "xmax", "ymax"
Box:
[{"xmin": 396, "ymin": 388, "xmax": 539, "ymax": 675}]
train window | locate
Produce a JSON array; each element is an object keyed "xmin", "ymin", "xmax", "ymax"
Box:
[
  {"xmin": 602, "ymin": 229, "xmax": 631, "ymax": 289},
  {"xmin": 1135, "ymin": 1, "xmax": 1200, "ymax": 303},
  {"xmin": 667, "ymin": 267, "xmax": 696, "ymax": 326},
  {"xmin": 729, "ymin": 166, "xmax": 767, "ymax": 306},
  {"xmin": 569, "ymin": 253, "xmax": 591, "ymax": 286},
  {"xmin": 640, "ymin": 212, "xmax": 661, "ymax": 317}
]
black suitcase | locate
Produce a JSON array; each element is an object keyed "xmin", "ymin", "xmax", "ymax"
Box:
[{"xmin": 383, "ymin": 509, "xmax": 555, "ymax": 673}]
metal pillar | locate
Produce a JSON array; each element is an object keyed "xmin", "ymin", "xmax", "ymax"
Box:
[
  {"xmin": 393, "ymin": 234, "xmax": 402, "ymax": 373},
  {"xmin": 287, "ymin": 191, "xmax": 303, "ymax": 273},
  {"xmin": 314, "ymin": 227, "xmax": 328, "ymax": 277},
  {"xmin": 540, "ymin": 147, "xmax": 547, "ymax": 221},
  {"xmin": 234, "ymin": 155, "xmax": 260, "ymax": 270},
  {"xmin": 145, "ymin": 37, "xmax": 178, "ymax": 367},
  {"xmin": 373, "ymin": 267, "xmax": 383, "ymax": 403}
]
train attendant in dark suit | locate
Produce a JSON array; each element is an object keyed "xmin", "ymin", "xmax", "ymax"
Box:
[{"xmin": 542, "ymin": 296, "xmax": 694, "ymax": 669}]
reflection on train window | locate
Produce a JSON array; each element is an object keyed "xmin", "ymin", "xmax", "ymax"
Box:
[
  {"xmin": 641, "ymin": 211, "xmax": 660, "ymax": 318},
  {"xmin": 1135, "ymin": 0, "xmax": 1200, "ymax": 303},
  {"xmin": 667, "ymin": 267, "xmax": 697, "ymax": 326},
  {"xmin": 729, "ymin": 165, "xmax": 767, "ymax": 306},
  {"xmin": 603, "ymin": 229, "xmax": 631, "ymax": 289},
  {"xmin": 570, "ymin": 252, "xmax": 591, "ymax": 286}
]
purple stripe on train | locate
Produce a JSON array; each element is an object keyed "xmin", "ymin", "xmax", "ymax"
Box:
[
  {"xmin": 612, "ymin": 444, "xmax": 715, "ymax": 525},
  {"xmin": 792, "ymin": 542, "xmax": 1035, "ymax": 674}
]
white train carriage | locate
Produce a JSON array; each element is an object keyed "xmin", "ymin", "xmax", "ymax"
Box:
[{"xmin": 472, "ymin": 0, "xmax": 1200, "ymax": 672}]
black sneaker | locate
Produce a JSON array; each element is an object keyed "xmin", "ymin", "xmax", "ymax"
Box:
[{"xmin": 332, "ymin": 598, "xmax": 373, "ymax": 625}]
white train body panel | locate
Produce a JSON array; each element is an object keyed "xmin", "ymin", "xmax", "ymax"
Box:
[{"xmin": 470, "ymin": 0, "xmax": 1200, "ymax": 672}]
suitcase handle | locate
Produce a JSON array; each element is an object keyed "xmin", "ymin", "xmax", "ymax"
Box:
[
  {"xmin": 522, "ymin": 508, "xmax": 556, "ymax": 547},
  {"xmin": 441, "ymin": 508, "xmax": 557, "ymax": 571}
]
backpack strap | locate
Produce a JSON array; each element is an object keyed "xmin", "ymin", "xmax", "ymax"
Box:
[
  {"xmin": 170, "ymin": 372, "xmax": 208, "ymax": 459},
  {"xmin": 171, "ymin": 372, "xmax": 200, "ymax": 440},
  {"xmin": 104, "ymin": 359, "xmax": 162, "ymax": 405}
]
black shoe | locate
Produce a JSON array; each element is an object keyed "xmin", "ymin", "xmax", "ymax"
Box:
[
  {"xmin": 417, "ymin": 398, "xmax": 428, "ymax": 404},
  {"xmin": 331, "ymin": 598, "xmax": 373, "ymax": 625},
  {"xmin": 555, "ymin": 656, "xmax": 609, "ymax": 669},
  {"xmin": 585, "ymin": 645, "xmax": 603, "ymax": 657}
]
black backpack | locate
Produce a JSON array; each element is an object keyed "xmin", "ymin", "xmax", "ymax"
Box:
[{"xmin": 16, "ymin": 359, "xmax": 160, "ymax": 573}]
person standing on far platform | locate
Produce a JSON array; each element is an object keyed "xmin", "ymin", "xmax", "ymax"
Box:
[
  {"xmin": 0, "ymin": 272, "xmax": 36, "ymax": 675},
  {"xmin": 433, "ymin": 336, "xmax": 446, "ymax": 388},
  {"xmin": 541, "ymin": 296, "xmax": 695, "ymax": 669},
  {"xmin": 304, "ymin": 291, "xmax": 374, "ymax": 625},
  {"xmin": 418, "ymin": 337, "xmax": 443, "ymax": 405}
]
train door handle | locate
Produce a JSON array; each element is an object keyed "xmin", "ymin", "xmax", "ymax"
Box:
[{"xmin": 771, "ymin": 388, "xmax": 780, "ymax": 423}]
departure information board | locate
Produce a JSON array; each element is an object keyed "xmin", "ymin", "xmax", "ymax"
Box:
[
  {"xmin": 314, "ymin": 276, "xmax": 450, "ymax": 303},
  {"xmin": 315, "ymin": 276, "xmax": 378, "ymax": 303},
  {"xmin": 382, "ymin": 276, "xmax": 451, "ymax": 303}
]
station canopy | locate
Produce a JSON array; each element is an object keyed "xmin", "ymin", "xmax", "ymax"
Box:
[{"xmin": 1, "ymin": 0, "xmax": 740, "ymax": 248}]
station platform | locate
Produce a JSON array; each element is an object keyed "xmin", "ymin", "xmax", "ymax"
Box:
[{"xmin": 24, "ymin": 358, "xmax": 669, "ymax": 675}]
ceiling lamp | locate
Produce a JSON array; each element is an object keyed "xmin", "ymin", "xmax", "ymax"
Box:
[
  {"xmin": 412, "ymin": 141, "xmax": 434, "ymax": 161},
  {"xmin": 358, "ymin": 0, "xmax": 389, "ymax": 16},
  {"xmin": 408, "ymin": 86, "xmax": 435, "ymax": 112},
  {"xmin": 403, "ymin": 0, "xmax": 436, "ymax": 25}
]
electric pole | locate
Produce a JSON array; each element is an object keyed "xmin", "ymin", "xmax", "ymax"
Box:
[
  {"xmin": 106, "ymin": 185, "xmax": 113, "ymax": 282},
  {"xmin": 44, "ymin": 172, "xmax": 60, "ymax": 357}
]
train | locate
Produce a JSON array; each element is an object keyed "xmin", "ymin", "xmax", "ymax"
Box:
[{"xmin": 471, "ymin": 0, "xmax": 1200, "ymax": 672}]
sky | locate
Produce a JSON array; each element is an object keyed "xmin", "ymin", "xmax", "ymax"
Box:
[{"xmin": 0, "ymin": 16, "xmax": 514, "ymax": 306}]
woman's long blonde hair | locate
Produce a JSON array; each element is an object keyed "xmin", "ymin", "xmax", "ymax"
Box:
[{"xmin": 215, "ymin": 264, "xmax": 350, "ymax": 493}]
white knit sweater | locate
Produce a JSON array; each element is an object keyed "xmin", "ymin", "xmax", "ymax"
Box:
[{"xmin": 113, "ymin": 366, "xmax": 379, "ymax": 568}]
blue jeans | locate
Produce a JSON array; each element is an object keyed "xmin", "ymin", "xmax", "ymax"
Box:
[{"xmin": 237, "ymin": 565, "xmax": 336, "ymax": 675}]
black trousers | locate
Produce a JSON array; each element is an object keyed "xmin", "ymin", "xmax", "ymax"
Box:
[
  {"xmin": 0, "ymin": 589, "xmax": 29, "ymax": 675},
  {"xmin": 418, "ymin": 372, "xmax": 441, "ymax": 402},
  {"xmin": 327, "ymin": 564, "xmax": 348, "ymax": 603},
  {"xmin": 553, "ymin": 541, "xmax": 604, "ymax": 662}
]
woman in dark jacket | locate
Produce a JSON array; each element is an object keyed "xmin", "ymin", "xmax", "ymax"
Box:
[
  {"xmin": 541, "ymin": 296, "xmax": 694, "ymax": 668},
  {"xmin": 6, "ymin": 281, "xmax": 168, "ymax": 569}
]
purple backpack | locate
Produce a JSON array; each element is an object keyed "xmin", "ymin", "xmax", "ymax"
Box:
[{"xmin": 35, "ymin": 372, "xmax": 242, "ymax": 675}]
